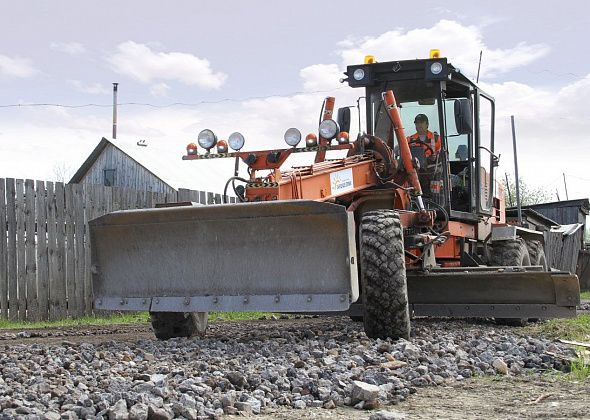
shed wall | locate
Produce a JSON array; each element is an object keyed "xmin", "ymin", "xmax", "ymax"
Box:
[
  {"xmin": 532, "ymin": 206, "xmax": 585, "ymax": 225},
  {"xmin": 78, "ymin": 144, "xmax": 175, "ymax": 195}
]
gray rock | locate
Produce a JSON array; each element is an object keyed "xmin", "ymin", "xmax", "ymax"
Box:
[
  {"xmin": 108, "ymin": 399, "xmax": 129, "ymax": 420},
  {"xmin": 225, "ymin": 372, "xmax": 247, "ymax": 389},
  {"xmin": 293, "ymin": 400, "xmax": 306, "ymax": 409},
  {"xmin": 369, "ymin": 409, "xmax": 408, "ymax": 419},
  {"xmin": 43, "ymin": 412, "xmax": 61, "ymax": 420},
  {"xmin": 351, "ymin": 381, "xmax": 380, "ymax": 403},
  {"xmin": 147, "ymin": 405, "xmax": 173, "ymax": 420},
  {"xmin": 129, "ymin": 403, "xmax": 148, "ymax": 420},
  {"xmin": 234, "ymin": 401, "xmax": 253, "ymax": 414}
]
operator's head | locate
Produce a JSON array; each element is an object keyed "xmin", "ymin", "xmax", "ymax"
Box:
[{"xmin": 414, "ymin": 114, "xmax": 429, "ymax": 135}]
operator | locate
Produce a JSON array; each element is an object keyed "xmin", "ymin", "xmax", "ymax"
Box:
[{"xmin": 408, "ymin": 114, "xmax": 441, "ymax": 161}]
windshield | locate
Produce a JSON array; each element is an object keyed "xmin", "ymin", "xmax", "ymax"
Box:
[{"xmin": 369, "ymin": 80, "xmax": 440, "ymax": 144}]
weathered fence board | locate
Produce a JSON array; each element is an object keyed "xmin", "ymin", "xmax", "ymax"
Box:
[
  {"xmin": 6, "ymin": 179, "xmax": 17, "ymax": 321},
  {"xmin": 0, "ymin": 179, "xmax": 221, "ymax": 320},
  {"xmin": 0, "ymin": 179, "xmax": 7, "ymax": 318},
  {"xmin": 36, "ymin": 180, "xmax": 49, "ymax": 321},
  {"xmin": 16, "ymin": 180, "xmax": 26, "ymax": 320},
  {"xmin": 64, "ymin": 185, "xmax": 76, "ymax": 315},
  {"xmin": 55, "ymin": 182, "xmax": 67, "ymax": 318},
  {"xmin": 73, "ymin": 183, "xmax": 86, "ymax": 318},
  {"xmin": 24, "ymin": 180, "xmax": 37, "ymax": 321}
]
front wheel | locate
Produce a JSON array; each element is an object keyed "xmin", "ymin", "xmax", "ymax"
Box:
[
  {"xmin": 150, "ymin": 312, "xmax": 208, "ymax": 340},
  {"xmin": 360, "ymin": 210, "xmax": 410, "ymax": 340}
]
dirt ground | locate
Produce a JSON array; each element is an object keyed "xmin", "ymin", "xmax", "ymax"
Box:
[{"xmin": 1, "ymin": 320, "xmax": 589, "ymax": 419}]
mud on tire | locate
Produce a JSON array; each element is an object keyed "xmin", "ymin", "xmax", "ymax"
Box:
[
  {"xmin": 490, "ymin": 237, "xmax": 531, "ymax": 267},
  {"xmin": 150, "ymin": 312, "xmax": 207, "ymax": 340},
  {"xmin": 360, "ymin": 210, "xmax": 410, "ymax": 340},
  {"xmin": 525, "ymin": 240, "xmax": 548, "ymax": 270}
]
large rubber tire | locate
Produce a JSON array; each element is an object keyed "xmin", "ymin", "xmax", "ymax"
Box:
[
  {"xmin": 489, "ymin": 237, "xmax": 531, "ymax": 267},
  {"xmin": 360, "ymin": 210, "xmax": 410, "ymax": 340},
  {"xmin": 490, "ymin": 238, "xmax": 531, "ymax": 326},
  {"xmin": 150, "ymin": 312, "xmax": 208, "ymax": 340},
  {"xmin": 526, "ymin": 240, "xmax": 548, "ymax": 270}
]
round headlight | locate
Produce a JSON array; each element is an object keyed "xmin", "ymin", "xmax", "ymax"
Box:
[
  {"xmin": 430, "ymin": 62, "xmax": 443, "ymax": 75},
  {"xmin": 217, "ymin": 140, "xmax": 228, "ymax": 154},
  {"xmin": 305, "ymin": 133, "xmax": 318, "ymax": 147},
  {"xmin": 197, "ymin": 129, "xmax": 217, "ymax": 150},
  {"xmin": 319, "ymin": 119, "xmax": 339, "ymax": 140},
  {"xmin": 353, "ymin": 68, "xmax": 365, "ymax": 81},
  {"xmin": 284, "ymin": 128, "xmax": 302, "ymax": 147},
  {"xmin": 186, "ymin": 142, "xmax": 198, "ymax": 155},
  {"xmin": 228, "ymin": 132, "xmax": 245, "ymax": 151}
]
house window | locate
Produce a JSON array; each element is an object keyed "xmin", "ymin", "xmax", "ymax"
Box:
[{"xmin": 103, "ymin": 169, "xmax": 116, "ymax": 186}]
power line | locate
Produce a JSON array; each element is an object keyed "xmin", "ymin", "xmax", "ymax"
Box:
[{"xmin": 0, "ymin": 87, "xmax": 349, "ymax": 110}]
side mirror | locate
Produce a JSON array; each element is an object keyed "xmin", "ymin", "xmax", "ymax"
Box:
[
  {"xmin": 337, "ymin": 107, "xmax": 351, "ymax": 133},
  {"xmin": 454, "ymin": 99, "xmax": 473, "ymax": 135}
]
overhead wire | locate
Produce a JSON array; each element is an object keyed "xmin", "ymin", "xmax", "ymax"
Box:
[{"xmin": 0, "ymin": 86, "xmax": 349, "ymax": 110}]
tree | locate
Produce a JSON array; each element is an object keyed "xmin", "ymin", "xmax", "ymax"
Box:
[
  {"xmin": 502, "ymin": 173, "xmax": 552, "ymax": 208},
  {"xmin": 52, "ymin": 162, "xmax": 73, "ymax": 183}
]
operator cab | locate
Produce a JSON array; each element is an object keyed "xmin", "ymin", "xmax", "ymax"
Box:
[{"xmin": 344, "ymin": 54, "xmax": 497, "ymax": 222}]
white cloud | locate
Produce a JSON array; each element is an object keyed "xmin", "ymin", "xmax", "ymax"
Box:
[
  {"xmin": 300, "ymin": 64, "xmax": 343, "ymax": 92},
  {"xmin": 107, "ymin": 41, "xmax": 227, "ymax": 89},
  {"xmin": 69, "ymin": 80, "xmax": 110, "ymax": 95},
  {"xmin": 1, "ymin": 21, "xmax": 589, "ymax": 199},
  {"xmin": 150, "ymin": 82, "xmax": 170, "ymax": 97},
  {"xmin": 0, "ymin": 54, "xmax": 37, "ymax": 78},
  {"xmin": 336, "ymin": 20, "xmax": 549, "ymax": 81},
  {"xmin": 50, "ymin": 42, "xmax": 86, "ymax": 55}
]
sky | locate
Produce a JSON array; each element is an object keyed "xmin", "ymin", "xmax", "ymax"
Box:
[{"xmin": 1, "ymin": 0, "xmax": 589, "ymax": 199}]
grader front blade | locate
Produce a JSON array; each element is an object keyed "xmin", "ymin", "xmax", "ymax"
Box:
[{"xmin": 90, "ymin": 200, "xmax": 359, "ymax": 313}]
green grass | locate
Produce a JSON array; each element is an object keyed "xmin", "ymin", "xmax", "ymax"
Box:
[
  {"xmin": 525, "ymin": 314, "xmax": 590, "ymax": 382},
  {"xmin": 0, "ymin": 312, "xmax": 150, "ymax": 330},
  {"xmin": 0, "ymin": 311, "xmax": 277, "ymax": 330},
  {"xmin": 581, "ymin": 291, "xmax": 590, "ymax": 300},
  {"xmin": 569, "ymin": 351, "xmax": 590, "ymax": 381},
  {"xmin": 524, "ymin": 314, "xmax": 590, "ymax": 342}
]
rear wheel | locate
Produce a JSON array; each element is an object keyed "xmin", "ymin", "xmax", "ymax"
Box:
[
  {"xmin": 150, "ymin": 312, "xmax": 208, "ymax": 340},
  {"xmin": 526, "ymin": 240, "xmax": 548, "ymax": 270},
  {"xmin": 490, "ymin": 238, "xmax": 531, "ymax": 326},
  {"xmin": 360, "ymin": 210, "xmax": 410, "ymax": 340}
]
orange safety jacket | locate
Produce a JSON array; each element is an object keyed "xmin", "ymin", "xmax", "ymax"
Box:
[{"xmin": 408, "ymin": 131, "xmax": 441, "ymax": 157}]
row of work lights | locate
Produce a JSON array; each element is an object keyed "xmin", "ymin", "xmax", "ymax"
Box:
[{"xmin": 186, "ymin": 120, "xmax": 350, "ymax": 155}]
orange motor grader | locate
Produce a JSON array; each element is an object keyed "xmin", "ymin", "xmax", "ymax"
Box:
[{"xmin": 90, "ymin": 54, "xmax": 580, "ymax": 340}]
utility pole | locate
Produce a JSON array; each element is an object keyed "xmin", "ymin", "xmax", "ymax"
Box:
[
  {"xmin": 556, "ymin": 189, "xmax": 560, "ymax": 201},
  {"xmin": 476, "ymin": 50, "xmax": 482, "ymax": 83},
  {"xmin": 511, "ymin": 116, "xmax": 522, "ymax": 225},
  {"xmin": 112, "ymin": 82, "xmax": 118, "ymax": 139},
  {"xmin": 504, "ymin": 173, "xmax": 513, "ymax": 207},
  {"xmin": 563, "ymin": 173, "xmax": 569, "ymax": 200}
]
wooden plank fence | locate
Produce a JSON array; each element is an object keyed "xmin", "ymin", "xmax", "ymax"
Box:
[{"xmin": 0, "ymin": 178, "xmax": 228, "ymax": 321}]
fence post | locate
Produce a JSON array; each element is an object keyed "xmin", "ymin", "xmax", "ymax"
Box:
[{"xmin": 0, "ymin": 179, "xmax": 7, "ymax": 319}]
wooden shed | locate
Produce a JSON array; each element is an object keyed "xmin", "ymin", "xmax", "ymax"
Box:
[
  {"xmin": 69, "ymin": 137, "xmax": 235, "ymax": 194},
  {"xmin": 508, "ymin": 199, "xmax": 590, "ymax": 290}
]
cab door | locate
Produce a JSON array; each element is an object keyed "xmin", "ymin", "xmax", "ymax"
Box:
[{"xmin": 476, "ymin": 92, "xmax": 496, "ymax": 215}]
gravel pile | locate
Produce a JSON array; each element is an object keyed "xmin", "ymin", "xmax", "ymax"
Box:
[{"xmin": 0, "ymin": 318, "xmax": 577, "ymax": 419}]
